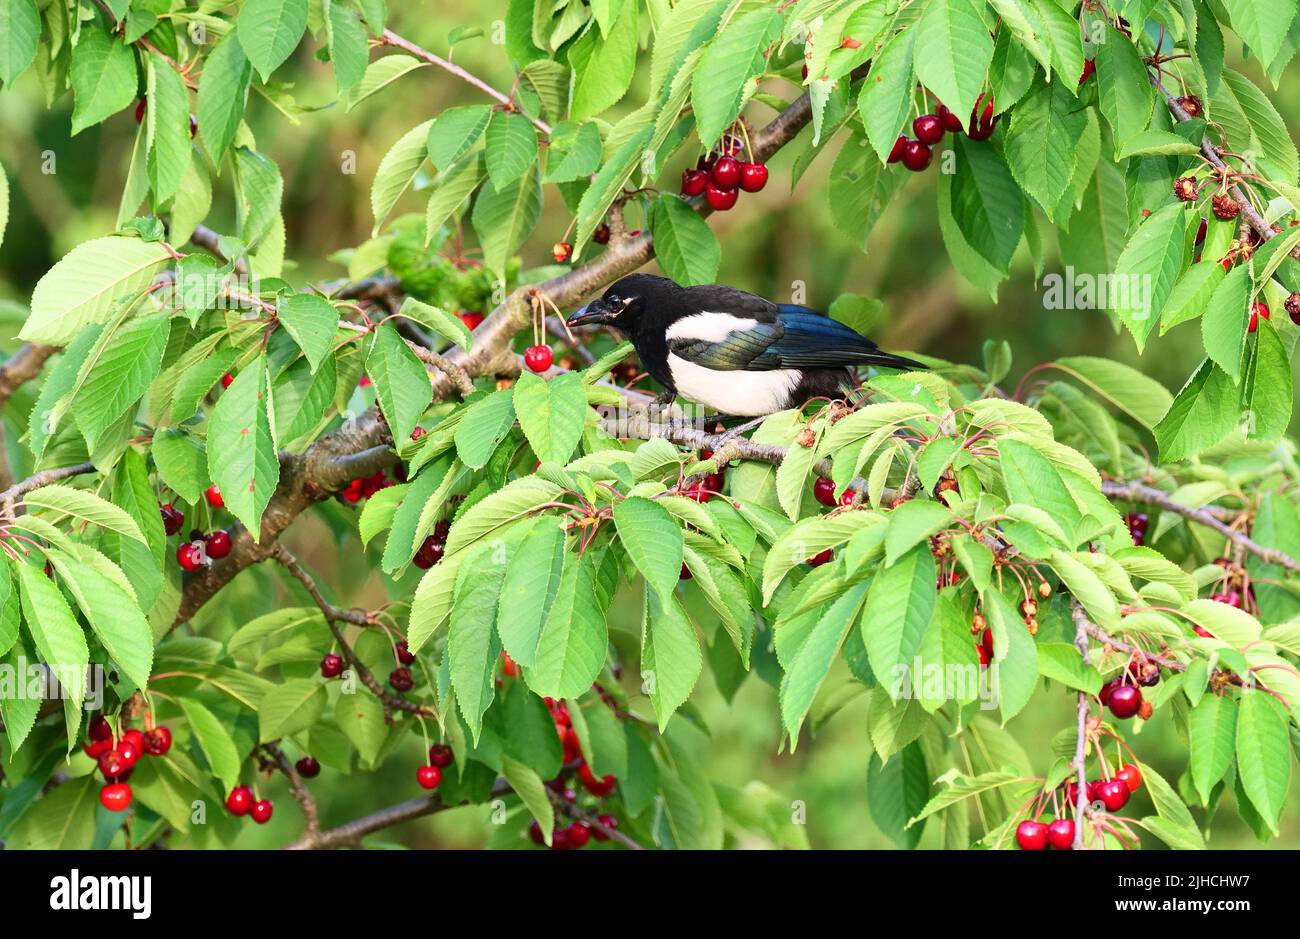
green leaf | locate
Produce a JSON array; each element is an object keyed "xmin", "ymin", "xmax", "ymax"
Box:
[
  {"xmin": 69, "ymin": 29, "xmax": 138, "ymax": 136},
  {"xmin": 513, "ymin": 371, "xmax": 587, "ymax": 465},
  {"xmin": 613, "ymin": 496, "xmax": 684, "ymax": 600},
  {"xmin": 1243, "ymin": 321, "xmax": 1293, "ymax": 442},
  {"xmin": 867, "ymin": 742, "xmax": 929, "ymax": 849},
  {"xmin": 484, "ymin": 110, "xmax": 538, "ymax": 189},
  {"xmin": 326, "ymin": 0, "xmax": 369, "ymax": 94},
  {"xmin": 71, "ymin": 314, "xmax": 171, "ymax": 452},
  {"xmin": 1189, "ymin": 693, "xmax": 1235, "ymax": 804},
  {"xmin": 21, "ymin": 237, "xmax": 172, "ymax": 345},
  {"xmin": 397, "ymin": 296, "xmax": 473, "ymax": 351},
  {"xmin": 641, "ymin": 586, "xmax": 702, "ymax": 730},
  {"xmin": 497, "ymin": 520, "xmax": 566, "ymax": 667},
  {"xmin": 1095, "ymin": 25, "xmax": 1153, "ymax": 155},
  {"xmin": 1113, "ymin": 204, "xmax": 1187, "ymax": 351},
  {"xmin": 862, "ymin": 543, "xmax": 936, "ymax": 695},
  {"xmin": 278, "ymin": 293, "xmax": 339, "ymax": 372},
  {"xmin": 949, "ymin": 136, "xmax": 1024, "ymax": 274},
  {"xmin": 346, "ymin": 53, "xmax": 427, "ymax": 110},
  {"xmin": 0, "ymin": 0, "xmax": 39, "ymax": 87},
  {"xmin": 691, "ymin": 7, "xmax": 783, "ymax": 147},
  {"xmin": 913, "ymin": 0, "xmax": 995, "ymax": 126},
  {"xmin": 885, "ymin": 500, "xmax": 954, "ymax": 566},
  {"xmin": 258, "ymin": 678, "xmax": 327, "ymax": 741},
  {"xmin": 454, "ymin": 388, "xmax": 516, "ymax": 470},
  {"xmin": 1153, "ymin": 359, "xmax": 1242, "ymax": 462},
  {"xmin": 650, "ymin": 194, "xmax": 721, "ymax": 286},
  {"xmin": 569, "ymin": 0, "xmax": 640, "ymax": 121},
  {"xmin": 1201, "ymin": 263, "xmax": 1250, "ymax": 381},
  {"xmin": 1003, "ymin": 78, "xmax": 1087, "ymax": 217},
  {"xmin": 780, "ymin": 581, "xmax": 869, "ymax": 741},
  {"xmin": 572, "ymin": 127, "xmax": 649, "ymax": 253},
  {"xmin": 1036, "ymin": 642, "xmax": 1101, "ymax": 695},
  {"xmin": 371, "ymin": 119, "xmax": 435, "ymax": 234},
  {"xmin": 527, "ymin": 554, "xmax": 608, "ymax": 698},
  {"xmin": 5, "ymin": 776, "xmax": 96, "ymax": 849},
  {"xmin": 179, "ymin": 698, "xmax": 242, "ymax": 792},
  {"xmin": 367, "ymin": 321, "xmax": 432, "ymax": 444},
  {"xmin": 237, "ymin": 0, "xmax": 309, "ymax": 81},
  {"xmin": 502, "ymin": 756, "xmax": 554, "ymax": 841},
  {"xmin": 449, "ymin": 541, "xmax": 507, "ymax": 742},
  {"xmin": 424, "ymin": 152, "xmax": 487, "ymax": 238},
  {"xmin": 471, "ymin": 162, "xmax": 543, "ymax": 276},
  {"xmin": 1161, "ymin": 261, "xmax": 1226, "ymax": 333},
  {"xmin": 24, "ymin": 485, "xmax": 146, "ymax": 544},
  {"xmin": 908, "ymin": 771, "xmax": 1025, "ymax": 827},
  {"xmin": 207, "ymin": 359, "xmax": 280, "ymax": 537},
  {"xmin": 336, "ymin": 691, "xmax": 387, "ymax": 766},
  {"xmin": 1235, "ymin": 690, "xmax": 1291, "ymax": 833},
  {"xmin": 859, "ymin": 26, "xmax": 918, "ymax": 163},
  {"xmin": 145, "ymin": 53, "xmax": 192, "ymax": 204},
  {"xmin": 197, "ymin": 32, "xmax": 253, "ymax": 165},
  {"xmin": 48, "ymin": 551, "xmax": 152, "ymax": 691},
  {"xmin": 443, "ymin": 476, "xmax": 562, "ymax": 557},
  {"xmin": 543, "ymin": 121, "xmax": 602, "ymax": 184}
]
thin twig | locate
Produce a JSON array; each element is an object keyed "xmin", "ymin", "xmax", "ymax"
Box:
[
  {"xmin": 1070, "ymin": 600, "xmax": 1091, "ymax": 850},
  {"xmin": 264, "ymin": 742, "xmax": 320, "ymax": 836}
]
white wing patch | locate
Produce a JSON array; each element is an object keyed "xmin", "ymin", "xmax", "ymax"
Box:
[
  {"xmin": 664, "ymin": 312, "xmax": 761, "ymax": 343},
  {"xmin": 667, "ymin": 355, "xmax": 801, "ymax": 416}
]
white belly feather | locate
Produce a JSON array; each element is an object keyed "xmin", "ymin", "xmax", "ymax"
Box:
[{"xmin": 666, "ymin": 354, "xmax": 802, "ymax": 416}]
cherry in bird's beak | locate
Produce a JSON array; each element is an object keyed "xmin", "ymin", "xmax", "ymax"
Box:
[{"xmin": 566, "ymin": 298, "xmax": 614, "ymax": 328}]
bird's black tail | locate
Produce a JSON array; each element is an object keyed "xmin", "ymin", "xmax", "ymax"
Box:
[{"xmin": 860, "ymin": 349, "xmax": 928, "ymax": 372}]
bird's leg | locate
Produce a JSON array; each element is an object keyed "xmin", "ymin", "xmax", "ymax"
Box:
[
  {"xmin": 646, "ymin": 390, "xmax": 677, "ymax": 436},
  {"xmin": 715, "ymin": 416, "xmax": 767, "ymax": 445}
]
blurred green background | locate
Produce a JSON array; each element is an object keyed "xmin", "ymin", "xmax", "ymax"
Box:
[{"xmin": 1, "ymin": 2, "xmax": 1297, "ymax": 848}]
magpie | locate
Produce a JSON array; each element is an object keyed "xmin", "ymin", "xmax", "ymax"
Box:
[{"xmin": 565, "ymin": 273, "xmax": 925, "ymax": 417}]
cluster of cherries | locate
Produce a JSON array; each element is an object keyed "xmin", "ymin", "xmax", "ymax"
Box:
[
  {"xmin": 1016, "ymin": 764, "xmax": 1143, "ymax": 850},
  {"xmin": 526, "ymin": 696, "xmax": 620, "ymax": 849},
  {"xmin": 1099, "ymin": 655, "xmax": 1158, "ymax": 720},
  {"xmin": 224, "ymin": 785, "xmax": 275, "ymax": 824},
  {"xmin": 680, "ymin": 134, "xmax": 769, "ymax": 211},
  {"xmin": 414, "ymin": 516, "xmax": 452, "ymax": 570},
  {"xmin": 417, "ymin": 742, "xmax": 453, "ymax": 790},
  {"xmin": 888, "ymin": 94, "xmax": 999, "ymax": 173},
  {"xmin": 161, "ymin": 499, "xmax": 232, "ymax": 573},
  {"xmin": 339, "ymin": 469, "xmax": 400, "ymax": 504},
  {"xmin": 84, "ymin": 715, "xmax": 173, "ymax": 812}
]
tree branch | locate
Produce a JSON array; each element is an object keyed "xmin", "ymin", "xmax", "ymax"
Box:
[
  {"xmin": 264, "ymin": 742, "xmax": 320, "ymax": 837},
  {"xmin": 1070, "ymin": 600, "xmax": 1091, "ymax": 850},
  {"xmin": 1101, "ymin": 479, "xmax": 1300, "ymax": 574}
]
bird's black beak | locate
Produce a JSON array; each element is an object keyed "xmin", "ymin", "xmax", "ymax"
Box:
[{"xmin": 566, "ymin": 298, "xmax": 613, "ymax": 329}]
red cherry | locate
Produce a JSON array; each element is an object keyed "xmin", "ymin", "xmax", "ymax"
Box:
[
  {"xmin": 592, "ymin": 813, "xmax": 618, "ymax": 841},
  {"xmin": 1046, "ymin": 817, "xmax": 1075, "ymax": 849},
  {"xmin": 1078, "ymin": 58, "xmax": 1096, "ymax": 83},
  {"xmin": 89, "ymin": 714, "xmax": 113, "ymax": 741},
  {"xmin": 1098, "ymin": 676, "xmax": 1125, "ymax": 704},
  {"xmin": 550, "ymin": 826, "xmax": 573, "ymax": 851},
  {"xmin": 681, "ymin": 168, "xmax": 708, "ymax": 197},
  {"xmin": 134, "ymin": 99, "xmax": 146, "ymax": 123},
  {"xmin": 813, "ymin": 476, "xmax": 837, "ymax": 507},
  {"xmin": 561, "ymin": 726, "xmax": 582, "ymax": 763},
  {"xmin": 1115, "ymin": 763, "xmax": 1143, "ymax": 793},
  {"xmin": 1193, "ymin": 624, "xmax": 1215, "ymax": 638},
  {"xmin": 501, "ymin": 650, "xmax": 521, "ymax": 678},
  {"xmin": 221, "ymin": 371, "xmax": 234, "ymax": 389},
  {"xmin": 901, "ymin": 139, "xmax": 932, "ymax": 172},
  {"xmin": 552, "ymin": 242, "xmax": 573, "ymax": 263},
  {"xmin": 142, "ymin": 726, "xmax": 171, "ymax": 756},
  {"xmin": 1249, "ymin": 301, "xmax": 1269, "ymax": 333},
  {"xmin": 159, "ymin": 504, "xmax": 185, "ymax": 536},
  {"xmin": 839, "ymin": 490, "xmax": 857, "ymax": 507},
  {"xmin": 251, "ymin": 799, "xmax": 274, "ymax": 824},
  {"xmin": 887, "ymin": 134, "xmax": 908, "ymax": 163},
  {"xmin": 1015, "ymin": 819, "xmax": 1049, "ymax": 850},
  {"xmin": 100, "ymin": 783, "xmax": 133, "ymax": 812},
  {"xmin": 225, "ymin": 786, "xmax": 254, "ymax": 816},
  {"xmin": 1096, "ymin": 779, "xmax": 1130, "ymax": 812},
  {"xmin": 358, "ymin": 374, "xmax": 372, "ymax": 387},
  {"xmin": 566, "ymin": 821, "xmax": 591, "ymax": 848},
  {"xmin": 429, "ymin": 744, "xmax": 454, "ymax": 768},
  {"xmin": 85, "ymin": 737, "xmax": 112, "ymax": 759},
  {"xmin": 176, "ymin": 541, "xmax": 205, "ymax": 572},
  {"xmin": 396, "ymin": 640, "xmax": 415, "ymax": 665},
  {"xmin": 528, "ymin": 820, "xmax": 546, "ymax": 844},
  {"xmin": 1210, "ymin": 591, "xmax": 1240, "ymax": 608},
  {"xmin": 524, "ymin": 345, "xmax": 554, "ymax": 373},
  {"xmin": 705, "ymin": 183, "xmax": 739, "ymax": 211},
  {"xmin": 912, "ymin": 114, "xmax": 944, "ymax": 144},
  {"xmin": 295, "ymin": 756, "xmax": 321, "ymax": 778},
  {"xmin": 205, "ymin": 529, "xmax": 232, "ymax": 559},
  {"xmin": 578, "ymin": 761, "xmax": 617, "ymax": 797},
  {"xmin": 459, "ymin": 310, "xmax": 484, "ymax": 331},
  {"xmin": 98, "ymin": 744, "xmax": 136, "ymax": 779},
  {"xmin": 1107, "ymin": 684, "xmax": 1143, "ymax": 719},
  {"xmin": 122, "ymin": 729, "xmax": 144, "ymax": 752},
  {"xmin": 807, "ymin": 548, "xmax": 833, "ymax": 566},
  {"xmin": 417, "ymin": 765, "xmax": 442, "ymax": 789},
  {"xmin": 413, "ymin": 536, "xmax": 444, "ymax": 569},
  {"xmin": 711, "ymin": 155, "xmax": 742, "ymax": 189},
  {"xmin": 967, "ymin": 94, "xmax": 997, "ymax": 140},
  {"xmin": 389, "ymin": 667, "xmax": 413, "ymax": 692},
  {"xmin": 739, "ymin": 162, "xmax": 768, "ymax": 192},
  {"xmin": 204, "ymin": 484, "xmax": 224, "ymax": 508},
  {"xmin": 935, "ymin": 102, "xmax": 963, "ymax": 132},
  {"xmin": 320, "ymin": 653, "xmax": 344, "ymax": 678}
]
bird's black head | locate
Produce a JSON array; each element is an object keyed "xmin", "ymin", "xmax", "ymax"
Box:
[{"xmin": 565, "ymin": 274, "xmax": 681, "ymax": 334}]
